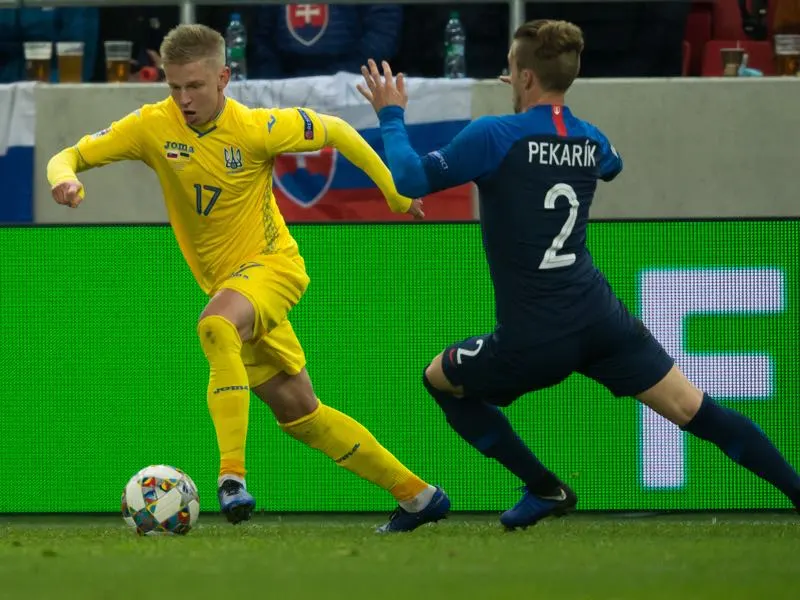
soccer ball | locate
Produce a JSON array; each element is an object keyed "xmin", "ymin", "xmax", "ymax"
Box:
[{"xmin": 121, "ymin": 465, "xmax": 200, "ymax": 535}]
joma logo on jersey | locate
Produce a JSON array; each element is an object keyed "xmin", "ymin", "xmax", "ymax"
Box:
[
  {"xmin": 163, "ymin": 141, "xmax": 195, "ymax": 155},
  {"xmin": 224, "ymin": 146, "xmax": 244, "ymax": 172}
]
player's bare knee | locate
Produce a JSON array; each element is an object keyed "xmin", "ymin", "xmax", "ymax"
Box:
[
  {"xmin": 199, "ymin": 290, "xmax": 256, "ymax": 341},
  {"xmin": 424, "ymin": 354, "xmax": 462, "ymax": 396},
  {"xmin": 636, "ymin": 366, "xmax": 703, "ymax": 426}
]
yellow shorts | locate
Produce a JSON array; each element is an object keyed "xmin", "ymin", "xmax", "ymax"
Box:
[{"xmin": 217, "ymin": 248, "xmax": 310, "ymax": 388}]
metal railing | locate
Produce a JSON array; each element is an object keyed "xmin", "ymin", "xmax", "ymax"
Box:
[{"xmin": 0, "ymin": 0, "xmax": 530, "ymax": 44}]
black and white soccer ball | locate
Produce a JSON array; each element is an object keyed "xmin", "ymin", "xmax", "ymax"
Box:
[{"xmin": 121, "ymin": 465, "xmax": 200, "ymax": 535}]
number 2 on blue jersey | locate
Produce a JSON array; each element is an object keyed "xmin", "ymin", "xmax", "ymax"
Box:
[
  {"xmin": 194, "ymin": 184, "xmax": 222, "ymax": 216},
  {"xmin": 539, "ymin": 183, "xmax": 579, "ymax": 270}
]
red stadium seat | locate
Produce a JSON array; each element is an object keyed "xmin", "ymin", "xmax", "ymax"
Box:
[
  {"xmin": 713, "ymin": 0, "xmax": 748, "ymax": 39},
  {"xmin": 683, "ymin": 40, "xmax": 692, "ymax": 76},
  {"xmin": 701, "ymin": 39, "xmax": 776, "ymax": 75},
  {"xmin": 767, "ymin": 0, "xmax": 778, "ymax": 37},
  {"xmin": 685, "ymin": 3, "xmax": 714, "ymax": 75}
]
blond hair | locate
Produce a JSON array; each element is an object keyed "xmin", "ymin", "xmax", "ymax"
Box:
[
  {"xmin": 160, "ymin": 24, "xmax": 226, "ymax": 67},
  {"xmin": 513, "ymin": 20, "xmax": 584, "ymax": 92}
]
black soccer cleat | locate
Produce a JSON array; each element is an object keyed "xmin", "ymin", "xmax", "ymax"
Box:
[
  {"xmin": 376, "ymin": 487, "xmax": 451, "ymax": 533},
  {"xmin": 217, "ymin": 479, "xmax": 255, "ymax": 525},
  {"xmin": 500, "ymin": 484, "xmax": 578, "ymax": 530}
]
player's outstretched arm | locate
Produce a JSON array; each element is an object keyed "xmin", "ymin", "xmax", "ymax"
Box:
[
  {"xmin": 318, "ymin": 113, "xmax": 423, "ymax": 218},
  {"xmin": 377, "ymin": 108, "xmax": 498, "ymax": 198},
  {"xmin": 47, "ymin": 109, "xmax": 145, "ymax": 209},
  {"xmin": 261, "ymin": 106, "xmax": 422, "ymax": 219},
  {"xmin": 358, "ymin": 59, "xmax": 494, "ymax": 198}
]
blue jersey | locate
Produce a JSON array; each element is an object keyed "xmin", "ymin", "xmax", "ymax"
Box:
[{"xmin": 378, "ymin": 104, "xmax": 624, "ymax": 345}]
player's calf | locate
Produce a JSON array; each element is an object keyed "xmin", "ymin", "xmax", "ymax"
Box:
[
  {"xmin": 422, "ymin": 365, "xmax": 564, "ymax": 500},
  {"xmin": 638, "ymin": 366, "xmax": 800, "ymax": 512},
  {"xmin": 254, "ymin": 370, "xmax": 446, "ymax": 525},
  {"xmin": 198, "ymin": 312, "xmax": 252, "ymax": 500}
]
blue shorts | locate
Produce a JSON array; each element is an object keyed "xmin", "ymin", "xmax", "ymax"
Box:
[{"xmin": 440, "ymin": 305, "xmax": 674, "ymax": 406}]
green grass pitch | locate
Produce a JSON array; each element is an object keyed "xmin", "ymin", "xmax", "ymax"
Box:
[{"xmin": 0, "ymin": 512, "xmax": 796, "ymax": 600}]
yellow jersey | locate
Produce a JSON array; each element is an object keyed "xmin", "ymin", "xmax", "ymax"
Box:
[{"xmin": 47, "ymin": 96, "xmax": 412, "ymax": 294}]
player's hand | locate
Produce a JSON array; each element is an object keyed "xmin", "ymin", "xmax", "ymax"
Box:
[
  {"xmin": 146, "ymin": 50, "xmax": 162, "ymax": 69},
  {"xmin": 407, "ymin": 198, "xmax": 425, "ymax": 220},
  {"xmin": 499, "ymin": 75, "xmax": 511, "ymax": 85},
  {"xmin": 357, "ymin": 59, "xmax": 408, "ymax": 113},
  {"xmin": 52, "ymin": 180, "xmax": 84, "ymax": 209}
]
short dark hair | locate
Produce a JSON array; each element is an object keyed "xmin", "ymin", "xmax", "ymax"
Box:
[{"xmin": 513, "ymin": 20, "xmax": 584, "ymax": 92}]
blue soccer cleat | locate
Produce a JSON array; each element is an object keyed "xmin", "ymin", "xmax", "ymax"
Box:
[
  {"xmin": 217, "ymin": 479, "xmax": 255, "ymax": 525},
  {"xmin": 376, "ymin": 486, "xmax": 451, "ymax": 533},
  {"xmin": 500, "ymin": 484, "xmax": 578, "ymax": 530}
]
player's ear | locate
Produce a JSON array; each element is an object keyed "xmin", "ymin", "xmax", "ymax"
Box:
[
  {"xmin": 219, "ymin": 65, "xmax": 231, "ymax": 90},
  {"xmin": 524, "ymin": 68, "xmax": 536, "ymax": 92}
]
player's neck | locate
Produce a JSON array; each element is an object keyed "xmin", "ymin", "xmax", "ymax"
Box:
[
  {"xmin": 194, "ymin": 96, "xmax": 227, "ymax": 129},
  {"xmin": 212, "ymin": 95, "xmax": 227, "ymax": 121},
  {"xmin": 523, "ymin": 92, "xmax": 566, "ymax": 111}
]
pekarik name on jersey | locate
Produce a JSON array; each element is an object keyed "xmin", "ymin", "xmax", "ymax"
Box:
[{"xmin": 528, "ymin": 140, "xmax": 597, "ymax": 168}]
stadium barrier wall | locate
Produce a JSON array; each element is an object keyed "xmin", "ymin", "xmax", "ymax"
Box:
[
  {"xmin": 472, "ymin": 78, "xmax": 800, "ymax": 218},
  {"xmin": 1, "ymin": 222, "xmax": 798, "ymax": 513},
  {"xmin": 27, "ymin": 77, "xmax": 800, "ymax": 224},
  {"xmin": 31, "ymin": 76, "xmax": 476, "ymax": 224}
]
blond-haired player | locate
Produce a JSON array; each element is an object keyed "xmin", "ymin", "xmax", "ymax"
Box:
[{"xmin": 47, "ymin": 24, "xmax": 450, "ymax": 532}]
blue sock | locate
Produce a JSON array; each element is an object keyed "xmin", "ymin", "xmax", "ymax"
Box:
[
  {"xmin": 422, "ymin": 372, "xmax": 561, "ymax": 495},
  {"xmin": 682, "ymin": 394, "xmax": 800, "ymax": 509}
]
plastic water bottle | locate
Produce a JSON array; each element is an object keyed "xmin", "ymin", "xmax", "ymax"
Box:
[
  {"xmin": 225, "ymin": 13, "xmax": 247, "ymax": 81},
  {"xmin": 444, "ymin": 11, "xmax": 466, "ymax": 78}
]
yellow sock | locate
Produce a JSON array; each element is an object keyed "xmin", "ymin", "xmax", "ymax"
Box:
[
  {"xmin": 281, "ymin": 401, "xmax": 428, "ymax": 502},
  {"xmin": 198, "ymin": 315, "xmax": 250, "ymax": 480}
]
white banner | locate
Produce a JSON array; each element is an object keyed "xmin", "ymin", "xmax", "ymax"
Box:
[
  {"xmin": 0, "ymin": 82, "xmax": 36, "ymax": 156},
  {"xmin": 227, "ymin": 72, "xmax": 474, "ymax": 129}
]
